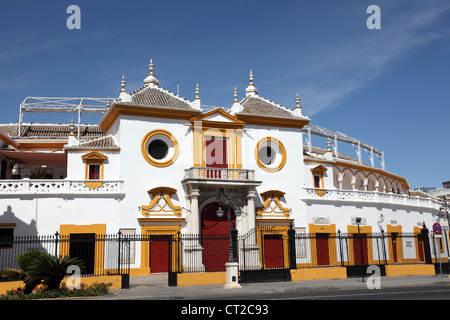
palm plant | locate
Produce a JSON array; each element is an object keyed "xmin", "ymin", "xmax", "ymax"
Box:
[
  {"xmin": 1, "ymin": 249, "xmax": 48, "ymax": 293},
  {"xmin": 26, "ymin": 254, "xmax": 86, "ymax": 291}
]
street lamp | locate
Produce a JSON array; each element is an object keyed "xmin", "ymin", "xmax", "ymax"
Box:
[{"xmin": 215, "ymin": 188, "xmax": 242, "ymax": 289}]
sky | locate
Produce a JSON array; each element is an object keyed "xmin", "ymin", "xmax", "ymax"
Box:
[{"xmin": 0, "ymin": 0, "xmax": 449, "ymax": 190}]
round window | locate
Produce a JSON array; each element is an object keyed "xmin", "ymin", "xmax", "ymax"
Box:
[
  {"xmin": 255, "ymin": 137, "xmax": 286, "ymax": 172},
  {"xmin": 141, "ymin": 130, "xmax": 179, "ymax": 167},
  {"xmin": 258, "ymin": 146, "xmax": 276, "ymax": 165},
  {"xmin": 148, "ymin": 139, "xmax": 169, "ymax": 160}
]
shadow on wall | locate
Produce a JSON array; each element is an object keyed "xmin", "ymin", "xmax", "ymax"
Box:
[{"xmin": 0, "ymin": 205, "xmax": 39, "ymax": 237}]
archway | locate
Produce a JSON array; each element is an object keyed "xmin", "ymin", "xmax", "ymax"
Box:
[{"xmin": 200, "ymin": 202, "xmax": 236, "ymax": 271}]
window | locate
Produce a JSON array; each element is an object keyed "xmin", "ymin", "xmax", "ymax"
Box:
[
  {"xmin": 88, "ymin": 164, "xmax": 100, "ymax": 180},
  {"xmin": 141, "ymin": 129, "xmax": 179, "ymax": 167},
  {"xmin": 0, "ymin": 228, "xmax": 14, "ymax": 248},
  {"xmin": 255, "ymin": 137, "xmax": 286, "ymax": 172},
  {"xmin": 148, "ymin": 139, "xmax": 169, "ymax": 160},
  {"xmin": 314, "ymin": 175, "xmax": 321, "ymax": 188}
]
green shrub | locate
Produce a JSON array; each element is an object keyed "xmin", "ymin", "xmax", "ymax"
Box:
[{"xmin": 0, "ymin": 282, "xmax": 112, "ymax": 300}]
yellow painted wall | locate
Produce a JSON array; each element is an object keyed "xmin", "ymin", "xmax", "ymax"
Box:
[
  {"xmin": 291, "ymin": 267, "xmax": 347, "ymax": 281},
  {"xmin": 177, "ymin": 272, "xmax": 226, "ymax": 286},
  {"xmin": 385, "ymin": 264, "xmax": 435, "ymax": 277}
]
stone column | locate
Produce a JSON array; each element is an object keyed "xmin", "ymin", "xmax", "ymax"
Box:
[
  {"xmin": 246, "ymin": 189, "xmax": 256, "ymax": 233},
  {"xmin": 240, "ymin": 188, "xmax": 260, "ymax": 270},
  {"xmin": 184, "ymin": 185, "xmax": 204, "ymax": 272}
]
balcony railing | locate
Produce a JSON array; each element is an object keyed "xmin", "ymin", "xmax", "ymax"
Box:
[
  {"xmin": 0, "ymin": 179, "xmax": 124, "ymax": 195},
  {"xmin": 302, "ymin": 187, "xmax": 441, "ymax": 210},
  {"xmin": 183, "ymin": 167, "xmax": 256, "ymax": 182}
]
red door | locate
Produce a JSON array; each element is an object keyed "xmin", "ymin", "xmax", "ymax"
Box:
[
  {"xmin": 205, "ymin": 137, "xmax": 227, "ymax": 178},
  {"xmin": 263, "ymin": 234, "xmax": 283, "ymax": 269},
  {"xmin": 391, "ymin": 233, "xmax": 398, "ymax": 262},
  {"xmin": 149, "ymin": 235, "xmax": 171, "ymax": 273},
  {"xmin": 316, "ymin": 233, "xmax": 330, "ymax": 266},
  {"xmin": 353, "ymin": 234, "xmax": 368, "ymax": 265},
  {"xmin": 418, "ymin": 235, "xmax": 425, "ymax": 262},
  {"xmin": 201, "ymin": 202, "xmax": 235, "ymax": 272}
]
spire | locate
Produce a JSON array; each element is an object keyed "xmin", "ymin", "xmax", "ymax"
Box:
[
  {"xmin": 245, "ymin": 70, "xmax": 258, "ymax": 97},
  {"xmin": 118, "ymin": 75, "xmax": 132, "ymax": 102},
  {"xmin": 194, "ymin": 83, "xmax": 200, "ymax": 100},
  {"xmin": 144, "ymin": 58, "xmax": 159, "ymax": 87},
  {"xmin": 191, "ymin": 83, "xmax": 202, "ymax": 110},
  {"xmin": 230, "ymin": 86, "xmax": 244, "ymax": 115},
  {"xmin": 293, "ymin": 93, "xmax": 303, "ymax": 117},
  {"xmin": 233, "ymin": 86, "xmax": 239, "ymax": 103}
]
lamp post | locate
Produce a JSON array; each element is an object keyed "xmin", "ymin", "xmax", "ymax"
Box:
[{"xmin": 216, "ymin": 188, "xmax": 242, "ymax": 289}]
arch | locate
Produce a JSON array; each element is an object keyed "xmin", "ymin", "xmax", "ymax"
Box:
[
  {"xmin": 377, "ymin": 177, "xmax": 385, "ymax": 192},
  {"xmin": 333, "ymin": 168, "xmax": 340, "ymax": 189},
  {"xmin": 341, "ymin": 169, "xmax": 353, "ymax": 190},
  {"xmin": 354, "ymin": 171, "xmax": 366, "ymax": 191},
  {"xmin": 366, "ymin": 173, "xmax": 378, "ymax": 191}
]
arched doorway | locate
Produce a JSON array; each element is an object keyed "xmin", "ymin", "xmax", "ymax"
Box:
[{"xmin": 201, "ymin": 202, "xmax": 236, "ymax": 271}]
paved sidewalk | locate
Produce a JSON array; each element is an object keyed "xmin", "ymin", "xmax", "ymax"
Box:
[{"xmin": 88, "ymin": 273, "xmax": 450, "ymax": 300}]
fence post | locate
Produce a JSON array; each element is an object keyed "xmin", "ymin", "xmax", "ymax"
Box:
[
  {"xmin": 288, "ymin": 223, "xmax": 296, "ymax": 269},
  {"xmin": 421, "ymin": 224, "xmax": 432, "ymax": 264},
  {"xmin": 117, "ymin": 230, "xmax": 122, "ymax": 274},
  {"xmin": 231, "ymin": 223, "xmax": 238, "ymax": 262},
  {"xmin": 54, "ymin": 231, "xmax": 59, "ymax": 257}
]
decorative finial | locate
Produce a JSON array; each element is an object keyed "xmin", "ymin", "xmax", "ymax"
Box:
[
  {"xmin": 295, "ymin": 93, "xmax": 300, "ymax": 108},
  {"xmin": 106, "ymin": 97, "xmax": 110, "ymax": 107},
  {"xmin": 245, "ymin": 69, "xmax": 258, "ymax": 97},
  {"xmin": 144, "ymin": 58, "xmax": 159, "ymax": 87},
  {"xmin": 194, "ymin": 83, "xmax": 200, "ymax": 100},
  {"xmin": 120, "ymin": 75, "xmax": 126, "ymax": 92},
  {"xmin": 233, "ymin": 86, "xmax": 239, "ymax": 102}
]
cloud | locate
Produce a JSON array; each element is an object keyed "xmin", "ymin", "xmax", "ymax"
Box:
[{"xmin": 296, "ymin": 2, "xmax": 450, "ymax": 115}]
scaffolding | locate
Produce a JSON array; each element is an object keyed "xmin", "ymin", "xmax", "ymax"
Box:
[
  {"xmin": 303, "ymin": 124, "xmax": 385, "ymax": 170},
  {"xmin": 18, "ymin": 97, "xmax": 110, "ymax": 139}
]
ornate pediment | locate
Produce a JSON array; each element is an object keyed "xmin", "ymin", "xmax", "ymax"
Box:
[
  {"xmin": 256, "ymin": 190, "xmax": 290, "ymax": 217},
  {"xmin": 141, "ymin": 187, "xmax": 181, "ymax": 216}
]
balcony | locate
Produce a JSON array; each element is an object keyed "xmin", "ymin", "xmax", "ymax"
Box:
[
  {"xmin": 302, "ymin": 187, "xmax": 441, "ymax": 210},
  {"xmin": 0, "ymin": 179, "xmax": 124, "ymax": 197},
  {"xmin": 182, "ymin": 167, "xmax": 261, "ymax": 187}
]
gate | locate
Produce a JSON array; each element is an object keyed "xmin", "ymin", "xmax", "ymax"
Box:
[{"xmin": 239, "ymin": 226, "xmax": 296, "ymax": 283}]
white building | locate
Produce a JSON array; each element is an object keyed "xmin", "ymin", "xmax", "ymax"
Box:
[{"xmin": 0, "ymin": 61, "xmax": 445, "ymax": 275}]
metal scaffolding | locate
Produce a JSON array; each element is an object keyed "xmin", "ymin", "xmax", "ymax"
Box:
[
  {"xmin": 18, "ymin": 97, "xmax": 110, "ymax": 138},
  {"xmin": 303, "ymin": 124, "xmax": 385, "ymax": 170}
]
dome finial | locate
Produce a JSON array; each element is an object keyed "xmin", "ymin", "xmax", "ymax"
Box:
[
  {"xmin": 245, "ymin": 69, "xmax": 258, "ymax": 97},
  {"xmin": 233, "ymin": 86, "xmax": 239, "ymax": 102},
  {"xmin": 295, "ymin": 93, "xmax": 300, "ymax": 108},
  {"xmin": 194, "ymin": 83, "xmax": 200, "ymax": 100},
  {"xmin": 144, "ymin": 58, "xmax": 159, "ymax": 87}
]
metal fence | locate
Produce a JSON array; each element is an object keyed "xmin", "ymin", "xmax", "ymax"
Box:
[
  {"xmin": 0, "ymin": 226, "xmax": 446, "ymax": 285},
  {"xmin": 0, "ymin": 232, "xmax": 131, "ymax": 282}
]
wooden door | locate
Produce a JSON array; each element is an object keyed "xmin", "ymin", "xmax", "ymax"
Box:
[
  {"xmin": 316, "ymin": 233, "xmax": 330, "ymax": 266},
  {"xmin": 353, "ymin": 234, "xmax": 368, "ymax": 265},
  {"xmin": 263, "ymin": 234, "xmax": 283, "ymax": 269},
  {"xmin": 69, "ymin": 233, "xmax": 95, "ymax": 274},
  {"xmin": 417, "ymin": 235, "xmax": 425, "ymax": 262},
  {"xmin": 201, "ymin": 202, "xmax": 235, "ymax": 272},
  {"xmin": 149, "ymin": 235, "xmax": 171, "ymax": 273},
  {"xmin": 391, "ymin": 233, "xmax": 398, "ymax": 263}
]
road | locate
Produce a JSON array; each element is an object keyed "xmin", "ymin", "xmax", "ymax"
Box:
[{"xmin": 201, "ymin": 285, "xmax": 450, "ymax": 300}]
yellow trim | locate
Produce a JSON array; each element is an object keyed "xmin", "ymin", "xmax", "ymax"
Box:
[
  {"xmin": 305, "ymin": 159, "xmax": 410, "ymax": 191},
  {"xmin": 139, "ymin": 222, "xmax": 183, "ymax": 274},
  {"xmin": 236, "ymin": 114, "xmax": 309, "ymax": 129},
  {"xmin": 82, "ymin": 151, "xmax": 107, "ymax": 189},
  {"xmin": 347, "ymin": 225, "xmax": 374, "ymax": 265},
  {"xmin": 59, "ymin": 224, "xmax": 107, "ymax": 275},
  {"xmin": 141, "ymin": 187, "xmax": 182, "ymax": 216},
  {"xmin": 256, "ymin": 223, "xmax": 292, "ymax": 269},
  {"xmin": 99, "ymin": 103, "xmax": 201, "ymax": 133},
  {"xmin": 141, "ymin": 129, "xmax": 179, "ymax": 167},
  {"xmin": 386, "ymin": 225, "xmax": 403, "ymax": 264},
  {"xmin": 256, "ymin": 190, "xmax": 290, "ymax": 217},
  {"xmin": 307, "ymin": 224, "xmax": 338, "ymax": 267},
  {"xmin": 255, "ymin": 137, "xmax": 287, "ymax": 173},
  {"xmin": 291, "ymin": 267, "xmax": 347, "ymax": 281}
]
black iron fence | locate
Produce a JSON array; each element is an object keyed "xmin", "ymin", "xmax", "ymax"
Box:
[
  {"xmin": 0, "ymin": 232, "xmax": 132, "ymax": 283},
  {"xmin": 0, "ymin": 225, "xmax": 447, "ymax": 285}
]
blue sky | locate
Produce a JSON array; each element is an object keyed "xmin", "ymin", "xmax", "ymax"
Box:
[{"xmin": 0, "ymin": 0, "xmax": 449, "ymax": 189}]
